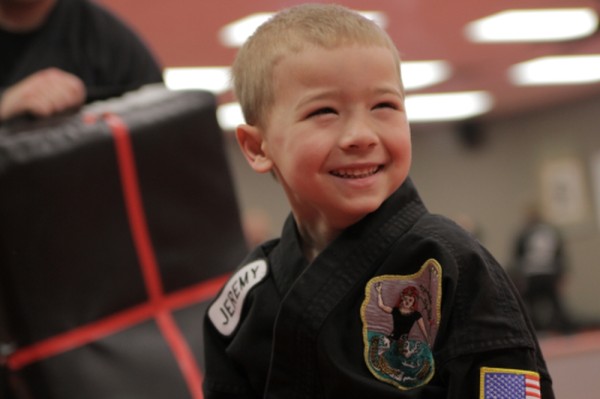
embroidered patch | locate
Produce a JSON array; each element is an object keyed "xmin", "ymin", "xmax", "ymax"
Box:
[
  {"xmin": 360, "ymin": 259, "xmax": 442, "ymax": 390},
  {"xmin": 480, "ymin": 367, "xmax": 541, "ymax": 399},
  {"xmin": 208, "ymin": 259, "xmax": 268, "ymax": 336}
]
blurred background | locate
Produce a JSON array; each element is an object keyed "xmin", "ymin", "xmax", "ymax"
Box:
[
  {"xmin": 98, "ymin": 0, "xmax": 600, "ymax": 327},
  {"xmin": 94, "ymin": 0, "xmax": 600, "ymax": 396}
]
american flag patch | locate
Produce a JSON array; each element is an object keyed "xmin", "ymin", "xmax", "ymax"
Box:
[{"xmin": 480, "ymin": 367, "xmax": 541, "ymax": 399}]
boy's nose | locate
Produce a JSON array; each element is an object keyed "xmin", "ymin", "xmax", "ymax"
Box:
[{"xmin": 339, "ymin": 119, "xmax": 379, "ymax": 150}]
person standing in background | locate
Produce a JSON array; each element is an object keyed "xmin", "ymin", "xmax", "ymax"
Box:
[
  {"xmin": 513, "ymin": 204, "xmax": 574, "ymax": 334},
  {"xmin": 0, "ymin": 0, "xmax": 163, "ymax": 122}
]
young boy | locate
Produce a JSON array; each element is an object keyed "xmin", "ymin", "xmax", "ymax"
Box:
[{"xmin": 203, "ymin": 4, "xmax": 554, "ymax": 398}]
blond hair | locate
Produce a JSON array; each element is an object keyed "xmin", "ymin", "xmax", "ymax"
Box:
[{"xmin": 232, "ymin": 3, "xmax": 402, "ymax": 128}]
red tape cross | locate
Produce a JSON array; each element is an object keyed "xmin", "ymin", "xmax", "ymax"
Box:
[
  {"xmin": 7, "ymin": 113, "xmax": 229, "ymax": 399},
  {"xmin": 6, "ymin": 276, "xmax": 228, "ymax": 371}
]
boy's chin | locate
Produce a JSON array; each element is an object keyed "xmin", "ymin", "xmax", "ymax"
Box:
[{"xmin": 337, "ymin": 200, "xmax": 386, "ymax": 222}]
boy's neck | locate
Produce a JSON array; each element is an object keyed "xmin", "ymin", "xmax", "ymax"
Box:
[{"xmin": 296, "ymin": 218, "xmax": 343, "ymax": 263}]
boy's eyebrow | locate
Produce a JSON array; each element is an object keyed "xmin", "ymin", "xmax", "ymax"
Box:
[
  {"xmin": 373, "ymin": 86, "xmax": 404, "ymax": 99},
  {"xmin": 295, "ymin": 86, "xmax": 403, "ymax": 109},
  {"xmin": 295, "ymin": 89, "xmax": 341, "ymax": 109}
]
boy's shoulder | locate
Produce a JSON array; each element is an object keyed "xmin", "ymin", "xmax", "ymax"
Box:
[
  {"xmin": 206, "ymin": 238, "xmax": 279, "ymax": 336},
  {"xmin": 415, "ymin": 212, "xmax": 481, "ymax": 248}
]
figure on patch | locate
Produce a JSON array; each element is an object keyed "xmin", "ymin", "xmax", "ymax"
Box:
[
  {"xmin": 376, "ymin": 283, "xmax": 429, "ymax": 344},
  {"xmin": 362, "ymin": 267, "xmax": 438, "ymax": 390}
]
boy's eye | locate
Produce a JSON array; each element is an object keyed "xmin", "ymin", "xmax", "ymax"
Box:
[
  {"xmin": 307, "ymin": 107, "xmax": 337, "ymax": 118},
  {"xmin": 373, "ymin": 101, "xmax": 398, "ymax": 110}
]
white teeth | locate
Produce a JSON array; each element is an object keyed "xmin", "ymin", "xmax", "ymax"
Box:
[{"xmin": 330, "ymin": 166, "xmax": 380, "ymax": 178}]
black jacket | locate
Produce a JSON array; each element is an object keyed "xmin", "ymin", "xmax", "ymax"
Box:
[
  {"xmin": 203, "ymin": 179, "xmax": 554, "ymax": 398},
  {"xmin": 0, "ymin": 0, "xmax": 163, "ymax": 103}
]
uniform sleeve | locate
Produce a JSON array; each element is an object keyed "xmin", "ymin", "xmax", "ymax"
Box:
[
  {"xmin": 440, "ymin": 348, "xmax": 555, "ymax": 399},
  {"xmin": 432, "ymin": 228, "xmax": 555, "ymax": 399},
  {"xmin": 202, "ymin": 303, "xmax": 258, "ymax": 399}
]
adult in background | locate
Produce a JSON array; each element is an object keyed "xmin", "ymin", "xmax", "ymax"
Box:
[
  {"xmin": 0, "ymin": 0, "xmax": 163, "ymax": 122},
  {"xmin": 513, "ymin": 204, "xmax": 574, "ymax": 334}
]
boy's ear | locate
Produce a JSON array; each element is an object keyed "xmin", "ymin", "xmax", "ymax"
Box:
[{"xmin": 236, "ymin": 124, "xmax": 273, "ymax": 173}]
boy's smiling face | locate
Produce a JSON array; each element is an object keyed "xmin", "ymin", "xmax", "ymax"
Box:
[{"xmin": 240, "ymin": 45, "xmax": 412, "ymax": 231}]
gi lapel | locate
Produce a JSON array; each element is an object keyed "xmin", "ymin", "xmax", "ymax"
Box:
[{"xmin": 265, "ymin": 179, "xmax": 427, "ymax": 398}]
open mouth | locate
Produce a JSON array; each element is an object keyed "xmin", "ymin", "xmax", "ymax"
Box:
[{"xmin": 330, "ymin": 165, "xmax": 382, "ymax": 179}]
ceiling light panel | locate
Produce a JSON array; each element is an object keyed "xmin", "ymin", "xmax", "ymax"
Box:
[
  {"xmin": 509, "ymin": 55, "xmax": 600, "ymax": 85},
  {"xmin": 217, "ymin": 102, "xmax": 245, "ymax": 131},
  {"xmin": 163, "ymin": 67, "xmax": 231, "ymax": 94},
  {"xmin": 405, "ymin": 91, "xmax": 493, "ymax": 122},
  {"xmin": 162, "ymin": 60, "xmax": 452, "ymax": 93},
  {"xmin": 465, "ymin": 8, "xmax": 598, "ymax": 42},
  {"xmin": 402, "ymin": 60, "xmax": 452, "ymax": 91}
]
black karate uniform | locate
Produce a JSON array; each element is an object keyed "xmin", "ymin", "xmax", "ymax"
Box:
[
  {"xmin": 203, "ymin": 179, "xmax": 554, "ymax": 398},
  {"xmin": 0, "ymin": 0, "xmax": 163, "ymax": 104}
]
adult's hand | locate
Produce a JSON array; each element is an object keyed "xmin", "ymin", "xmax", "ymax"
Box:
[{"xmin": 0, "ymin": 67, "xmax": 86, "ymax": 121}]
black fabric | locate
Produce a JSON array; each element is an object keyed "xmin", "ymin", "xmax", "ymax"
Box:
[
  {"xmin": 0, "ymin": 0, "xmax": 163, "ymax": 103},
  {"xmin": 0, "ymin": 86, "xmax": 247, "ymax": 398},
  {"xmin": 203, "ymin": 179, "xmax": 555, "ymax": 399},
  {"xmin": 0, "ymin": 29, "xmax": 38, "ymax": 83}
]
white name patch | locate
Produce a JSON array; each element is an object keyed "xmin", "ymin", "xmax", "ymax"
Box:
[{"xmin": 208, "ymin": 259, "xmax": 268, "ymax": 336}]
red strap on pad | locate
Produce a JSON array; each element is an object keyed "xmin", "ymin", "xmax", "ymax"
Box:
[{"xmin": 7, "ymin": 113, "xmax": 228, "ymax": 399}]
